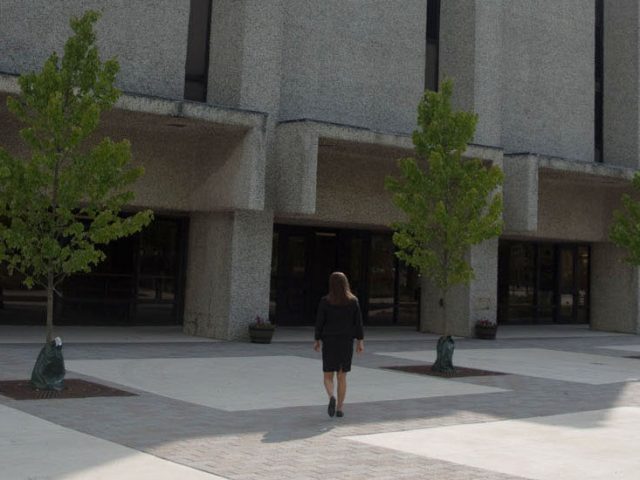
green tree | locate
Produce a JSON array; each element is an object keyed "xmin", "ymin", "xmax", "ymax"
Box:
[
  {"xmin": 385, "ymin": 80, "xmax": 503, "ymax": 373},
  {"xmin": 610, "ymin": 174, "xmax": 640, "ymax": 264},
  {"xmin": 0, "ymin": 11, "xmax": 153, "ymax": 344}
]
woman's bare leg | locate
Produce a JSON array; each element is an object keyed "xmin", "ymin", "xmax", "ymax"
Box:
[
  {"xmin": 323, "ymin": 371, "xmax": 335, "ymax": 398},
  {"xmin": 336, "ymin": 370, "xmax": 347, "ymax": 410}
]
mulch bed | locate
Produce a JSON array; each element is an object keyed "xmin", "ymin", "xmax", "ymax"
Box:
[
  {"xmin": 0, "ymin": 379, "xmax": 137, "ymax": 400},
  {"xmin": 383, "ymin": 364, "xmax": 506, "ymax": 378}
]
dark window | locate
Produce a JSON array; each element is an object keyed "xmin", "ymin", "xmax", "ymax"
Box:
[
  {"xmin": 271, "ymin": 225, "xmax": 419, "ymax": 327},
  {"xmin": 497, "ymin": 241, "xmax": 590, "ymax": 325},
  {"xmin": 0, "ymin": 216, "xmax": 189, "ymax": 326},
  {"xmin": 184, "ymin": 0, "xmax": 212, "ymax": 102},
  {"xmin": 367, "ymin": 235, "xmax": 395, "ymax": 325},
  {"xmin": 595, "ymin": 0, "xmax": 604, "ymax": 162},
  {"xmin": 425, "ymin": 0, "xmax": 441, "ymax": 91}
]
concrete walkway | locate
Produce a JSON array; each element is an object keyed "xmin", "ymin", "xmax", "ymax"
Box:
[
  {"xmin": 1, "ymin": 325, "xmax": 639, "ymax": 479},
  {"xmin": 0, "ymin": 325, "xmax": 218, "ymax": 344}
]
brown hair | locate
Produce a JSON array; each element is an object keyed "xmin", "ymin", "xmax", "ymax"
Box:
[{"xmin": 327, "ymin": 272, "xmax": 356, "ymax": 306}]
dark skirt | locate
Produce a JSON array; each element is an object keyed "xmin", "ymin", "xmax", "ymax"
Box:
[{"xmin": 322, "ymin": 336, "xmax": 354, "ymax": 372}]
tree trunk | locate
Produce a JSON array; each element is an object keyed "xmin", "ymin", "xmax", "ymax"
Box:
[
  {"xmin": 46, "ymin": 270, "xmax": 54, "ymax": 343},
  {"xmin": 431, "ymin": 291, "xmax": 455, "ymax": 374},
  {"xmin": 31, "ymin": 269, "xmax": 65, "ymax": 391},
  {"xmin": 442, "ymin": 292, "xmax": 448, "ymax": 337}
]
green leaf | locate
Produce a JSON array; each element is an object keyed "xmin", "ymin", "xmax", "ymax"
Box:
[
  {"xmin": 385, "ymin": 79, "xmax": 504, "ymax": 297},
  {"xmin": 0, "ymin": 10, "xmax": 153, "ymax": 312}
]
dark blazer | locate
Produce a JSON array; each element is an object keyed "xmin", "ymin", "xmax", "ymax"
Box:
[{"xmin": 315, "ymin": 296, "xmax": 364, "ymax": 341}]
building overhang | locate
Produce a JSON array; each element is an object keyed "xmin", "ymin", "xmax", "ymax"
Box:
[
  {"xmin": 0, "ymin": 73, "xmax": 266, "ymax": 129},
  {"xmin": 0, "ymin": 73, "xmax": 268, "ymax": 212},
  {"xmin": 275, "ymin": 118, "xmax": 503, "ymax": 215},
  {"xmin": 503, "ymin": 152, "xmax": 637, "ymax": 237}
]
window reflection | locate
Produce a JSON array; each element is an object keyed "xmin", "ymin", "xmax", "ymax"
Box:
[
  {"xmin": 0, "ymin": 216, "xmax": 187, "ymax": 325},
  {"xmin": 271, "ymin": 226, "xmax": 420, "ymax": 327},
  {"xmin": 397, "ymin": 260, "xmax": 419, "ymax": 326},
  {"xmin": 507, "ymin": 243, "xmax": 536, "ymax": 323},
  {"xmin": 499, "ymin": 241, "xmax": 590, "ymax": 325},
  {"xmin": 367, "ymin": 235, "xmax": 394, "ymax": 325}
]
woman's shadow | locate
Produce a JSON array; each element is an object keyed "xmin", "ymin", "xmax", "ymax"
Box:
[{"xmin": 261, "ymin": 415, "xmax": 335, "ymax": 443}]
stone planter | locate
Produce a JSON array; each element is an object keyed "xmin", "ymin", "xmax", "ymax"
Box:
[
  {"xmin": 475, "ymin": 325, "xmax": 497, "ymax": 340},
  {"xmin": 248, "ymin": 326, "xmax": 274, "ymax": 344}
]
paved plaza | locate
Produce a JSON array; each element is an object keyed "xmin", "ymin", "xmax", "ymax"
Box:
[{"xmin": 2, "ymin": 325, "xmax": 640, "ymax": 479}]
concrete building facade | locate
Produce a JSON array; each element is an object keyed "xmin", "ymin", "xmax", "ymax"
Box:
[{"xmin": 0, "ymin": 0, "xmax": 637, "ymax": 338}]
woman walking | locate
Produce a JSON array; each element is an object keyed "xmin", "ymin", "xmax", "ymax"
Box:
[{"xmin": 314, "ymin": 271, "xmax": 364, "ymax": 418}]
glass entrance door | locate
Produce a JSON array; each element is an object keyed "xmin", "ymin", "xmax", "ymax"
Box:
[
  {"xmin": 366, "ymin": 235, "xmax": 395, "ymax": 325},
  {"xmin": 272, "ymin": 225, "xmax": 419, "ymax": 327},
  {"xmin": 556, "ymin": 245, "xmax": 590, "ymax": 323},
  {"xmin": 557, "ymin": 246, "xmax": 576, "ymax": 322},
  {"xmin": 338, "ymin": 233, "xmax": 367, "ymax": 300},
  {"xmin": 309, "ymin": 232, "xmax": 338, "ymax": 323},
  {"xmin": 274, "ymin": 227, "xmax": 366, "ymax": 326},
  {"xmin": 275, "ymin": 232, "xmax": 308, "ymax": 326},
  {"xmin": 498, "ymin": 240, "xmax": 590, "ymax": 325},
  {"xmin": 397, "ymin": 260, "xmax": 420, "ymax": 326},
  {"xmin": 537, "ymin": 244, "xmax": 555, "ymax": 322}
]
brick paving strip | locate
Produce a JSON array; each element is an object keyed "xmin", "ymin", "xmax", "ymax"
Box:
[{"xmin": 1, "ymin": 332, "xmax": 640, "ymax": 479}]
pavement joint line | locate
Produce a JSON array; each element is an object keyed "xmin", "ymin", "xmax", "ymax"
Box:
[{"xmin": 1, "ymin": 326, "xmax": 640, "ymax": 479}]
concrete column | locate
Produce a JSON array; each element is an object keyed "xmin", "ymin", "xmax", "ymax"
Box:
[
  {"xmin": 420, "ymin": 278, "xmax": 469, "ymax": 336},
  {"xmin": 274, "ymin": 122, "xmax": 319, "ymax": 214},
  {"xmin": 183, "ymin": 209, "xmax": 274, "ymax": 340},
  {"xmin": 439, "ymin": 0, "xmax": 503, "ymax": 147},
  {"xmin": 604, "ymin": 0, "xmax": 640, "ymax": 167},
  {"xmin": 0, "ymin": 0, "xmax": 190, "ymax": 100},
  {"xmin": 500, "ymin": 0, "xmax": 593, "ymax": 161},
  {"xmin": 503, "ymin": 154, "xmax": 539, "ymax": 234},
  {"xmin": 184, "ymin": 125, "xmax": 267, "ymax": 212},
  {"xmin": 420, "ymin": 238, "xmax": 499, "ymax": 337},
  {"xmin": 208, "ymin": 0, "xmax": 284, "ymax": 111},
  {"xmin": 235, "ymin": 127, "xmax": 267, "ymax": 210},
  {"xmin": 469, "ymin": 238, "xmax": 500, "ymax": 326},
  {"xmin": 591, "ymin": 242, "xmax": 640, "ymax": 334}
]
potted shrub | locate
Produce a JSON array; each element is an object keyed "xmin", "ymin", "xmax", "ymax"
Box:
[
  {"xmin": 248, "ymin": 316, "xmax": 275, "ymax": 344},
  {"xmin": 475, "ymin": 319, "xmax": 497, "ymax": 339}
]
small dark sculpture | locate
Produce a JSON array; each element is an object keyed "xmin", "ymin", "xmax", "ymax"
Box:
[
  {"xmin": 431, "ymin": 335, "xmax": 455, "ymax": 374},
  {"xmin": 30, "ymin": 337, "xmax": 66, "ymax": 391}
]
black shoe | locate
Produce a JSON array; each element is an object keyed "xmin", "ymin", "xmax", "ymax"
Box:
[
  {"xmin": 328, "ymin": 396, "xmax": 336, "ymax": 417},
  {"xmin": 336, "ymin": 410, "xmax": 344, "ymax": 418}
]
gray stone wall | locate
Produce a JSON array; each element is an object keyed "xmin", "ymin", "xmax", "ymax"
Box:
[
  {"xmin": 469, "ymin": 239, "xmax": 499, "ymax": 327},
  {"xmin": 184, "ymin": 210, "xmax": 273, "ymax": 340},
  {"xmin": 0, "ymin": 0, "xmax": 190, "ymax": 100},
  {"xmin": 274, "ymin": 122, "xmax": 319, "ymax": 214},
  {"xmin": 603, "ymin": 0, "xmax": 640, "ymax": 168},
  {"xmin": 278, "ymin": 0, "xmax": 426, "ymax": 133},
  {"xmin": 313, "ymin": 148, "xmax": 402, "ymax": 227},
  {"xmin": 227, "ymin": 210, "xmax": 274, "ymax": 339},
  {"xmin": 440, "ymin": 0, "xmax": 593, "ymax": 158},
  {"xmin": 420, "ymin": 239, "xmax": 498, "ymax": 337},
  {"xmin": 502, "ymin": 155, "xmax": 539, "ymax": 234},
  {"xmin": 208, "ymin": 0, "xmax": 426, "ymax": 135},
  {"xmin": 208, "ymin": 0, "xmax": 285, "ymax": 112},
  {"xmin": 420, "ymin": 278, "xmax": 469, "ymax": 336},
  {"xmin": 536, "ymin": 176, "xmax": 630, "ymax": 242},
  {"xmin": 591, "ymin": 243, "xmax": 640, "ymax": 334},
  {"xmin": 207, "ymin": 0, "xmax": 286, "ymax": 213},
  {"xmin": 439, "ymin": 0, "xmax": 503, "ymax": 147},
  {"xmin": 4, "ymin": 2, "xmax": 638, "ymax": 338},
  {"xmin": 0, "ymin": 88, "xmax": 267, "ymax": 213},
  {"xmin": 184, "ymin": 212, "xmax": 234, "ymax": 339},
  {"xmin": 500, "ymin": 0, "xmax": 594, "ymax": 161}
]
